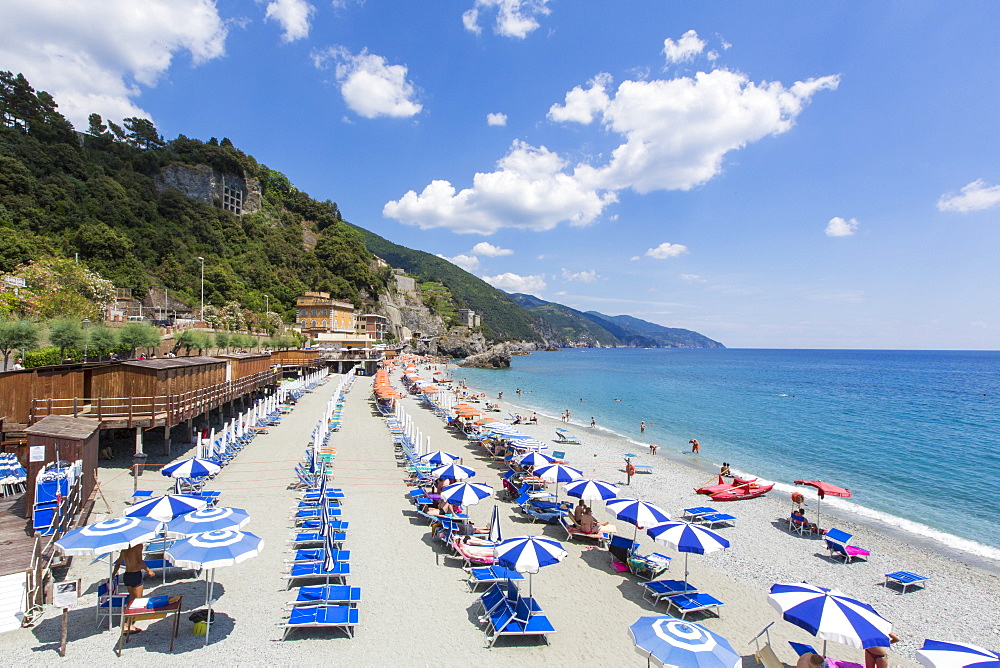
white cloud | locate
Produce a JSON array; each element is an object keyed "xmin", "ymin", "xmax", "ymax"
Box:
[
  {"xmin": 471, "ymin": 242, "xmax": 513, "ymax": 257},
  {"xmin": 629, "ymin": 256, "xmax": 640, "ymax": 262},
  {"xmin": 383, "ymin": 140, "xmax": 617, "ymax": 234},
  {"xmin": 548, "ymin": 73, "xmax": 613, "ymax": 124},
  {"xmin": 462, "ymin": 0, "xmax": 551, "ymax": 39},
  {"xmin": 825, "ymin": 216, "xmax": 859, "ymax": 237},
  {"xmin": 265, "ymin": 0, "xmax": 315, "ymax": 42},
  {"xmin": 0, "ymin": 0, "xmax": 227, "ymax": 127},
  {"xmin": 936, "ymin": 179, "xmax": 1000, "ymax": 213},
  {"xmin": 576, "ymin": 69, "xmax": 841, "ymax": 194},
  {"xmin": 437, "ymin": 253, "xmax": 480, "ymax": 271},
  {"xmin": 386, "ymin": 42, "xmax": 838, "ymax": 234},
  {"xmin": 646, "ymin": 242, "xmax": 688, "ymax": 259},
  {"xmin": 663, "ymin": 30, "xmax": 706, "ymax": 64},
  {"xmin": 313, "ymin": 47, "xmax": 422, "ymax": 119},
  {"xmin": 681, "ymin": 273, "xmax": 706, "ymax": 282},
  {"xmin": 486, "ymin": 112, "xmax": 508, "ymax": 126},
  {"xmin": 481, "ymin": 272, "xmax": 547, "ymax": 296},
  {"xmin": 560, "ymin": 268, "xmax": 599, "ymax": 283}
]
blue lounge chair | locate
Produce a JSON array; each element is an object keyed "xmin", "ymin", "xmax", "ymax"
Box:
[
  {"xmin": 790, "ymin": 642, "xmax": 818, "ymax": 656},
  {"xmin": 884, "ymin": 570, "xmax": 929, "ymax": 593},
  {"xmin": 640, "ymin": 579, "xmax": 698, "ymax": 605},
  {"xmin": 283, "ymin": 561, "xmax": 351, "ymax": 587},
  {"xmin": 95, "ymin": 577, "xmax": 128, "ymax": 629},
  {"xmin": 609, "ymin": 535, "xmax": 671, "ymax": 580},
  {"xmin": 297, "ymin": 519, "xmax": 349, "ymax": 533},
  {"xmin": 664, "ymin": 592, "xmax": 724, "ymax": 619},
  {"xmin": 466, "ymin": 565, "xmax": 525, "ymax": 592},
  {"xmin": 484, "ymin": 596, "xmax": 555, "ymax": 647},
  {"xmin": 290, "ymin": 531, "xmax": 347, "ymax": 547},
  {"xmin": 824, "ymin": 528, "xmax": 871, "ymax": 564},
  {"xmin": 695, "ymin": 512, "xmax": 736, "ymax": 529},
  {"xmin": 682, "ymin": 506, "xmax": 716, "ymax": 521},
  {"xmin": 290, "ymin": 585, "xmax": 361, "ymax": 607},
  {"xmin": 281, "ymin": 605, "xmax": 358, "ymax": 639},
  {"xmin": 554, "ymin": 429, "xmax": 581, "ymax": 444},
  {"xmin": 291, "ymin": 548, "xmax": 350, "ymax": 563}
]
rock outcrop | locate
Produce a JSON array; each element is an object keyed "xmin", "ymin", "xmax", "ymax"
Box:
[
  {"xmin": 154, "ymin": 163, "xmax": 262, "ymax": 215},
  {"xmin": 457, "ymin": 343, "xmax": 512, "ymax": 369}
]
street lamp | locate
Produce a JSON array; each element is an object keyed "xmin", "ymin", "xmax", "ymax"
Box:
[
  {"xmin": 197, "ymin": 256, "xmax": 205, "ymax": 323},
  {"xmin": 263, "ymin": 294, "xmax": 269, "ymax": 334},
  {"xmin": 81, "ymin": 317, "xmax": 91, "ymax": 362}
]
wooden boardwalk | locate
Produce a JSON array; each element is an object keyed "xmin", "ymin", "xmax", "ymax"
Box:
[{"xmin": 0, "ymin": 494, "xmax": 33, "ymax": 578}]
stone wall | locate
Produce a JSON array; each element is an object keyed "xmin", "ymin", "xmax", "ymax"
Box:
[{"xmin": 154, "ymin": 163, "xmax": 262, "ymax": 215}]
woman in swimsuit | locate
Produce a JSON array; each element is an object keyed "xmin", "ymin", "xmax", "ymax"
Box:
[{"xmin": 865, "ymin": 633, "xmax": 901, "ymax": 668}]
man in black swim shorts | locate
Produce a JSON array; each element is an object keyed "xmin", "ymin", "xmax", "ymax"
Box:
[{"xmin": 113, "ymin": 543, "xmax": 155, "ymax": 633}]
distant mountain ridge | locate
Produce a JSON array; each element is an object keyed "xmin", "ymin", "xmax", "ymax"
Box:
[{"xmin": 509, "ymin": 293, "xmax": 724, "ymax": 348}]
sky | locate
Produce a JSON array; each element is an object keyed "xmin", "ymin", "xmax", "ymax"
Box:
[{"xmin": 3, "ymin": 0, "xmax": 999, "ymax": 350}]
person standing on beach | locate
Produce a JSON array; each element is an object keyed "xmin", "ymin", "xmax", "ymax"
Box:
[
  {"xmin": 498, "ymin": 391, "xmax": 503, "ymax": 400},
  {"xmin": 566, "ymin": 409, "xmax": 571, "ymax": 422},
  {"xmin": 689, "ymin": 438, "xmax": 701, "ymax": 453},
  {"xmin": 590, "ymin": 417, "xmax": 596, "ymax": 427},
  {"xmin": 113, "ymin": 543, "xmax": 155, "ymax": 634}
]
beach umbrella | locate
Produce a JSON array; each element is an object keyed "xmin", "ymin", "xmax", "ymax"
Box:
[
  {"xmin": 794, "ymin": 480, "xmax": 851, "ymax": 532},
  {"xmin": 916, "ymin": 640, "xmax": 1000, "ymax": 668},
  {"xmin": 473, "ymin": 417, "xmax": 501, "ymax": 426},
  {"xmin": 487, "ymin": 425, "xmax": 523, "ymax": 435},
  {"xmin": 493, "ymin": 535, "xmax": 568, "ymax": 596},
  {"xmin": 646, "ymin": 521, "xmax": 730, "ymax": 588},
  {"xmin": 161, "ymin": 457, "xmax": 222, "ymax": 480},
  {"xmin": 441, "ymin": 481, "xmax": 494, "ymax": 507},
  {"xmin": 629, "ymin": 615, "xmax": 741, "ymax": 668},
  {"xmin": 487, "ymin": 504, "xmax": 504, "ymax": 543},
  {"xmin": 166, "ymin": 529, "xmax": 264, "ymax": 645},
  {"xmin": 431, "ymin": 463, "xmax": 477, "ymax": 480},
  {"xmin": 419, "ymin": 450, "xmax": 461, "ymax": 466},
  {"xmin": 165, "ymin": 507, "xmax": 250, "ymax": 538},
  {"xmin": 607, "ymin": 498, "xmax": 671, "ymax": 540},
  {"xmin": 534, "ymin": 463, "xmax": 583, "ymax": 484},
  {"xmin": 767, "ymin": 582, "xmax": 892, "ymax": 655},
  {"xmin": 517, "ymin": 452, "xmax": 555, "ymax": 468},
  {"xmin": 564, "ymin": 478, "xmax": 620, "ymax": 502},
  {"xmin": 55, "ymin": 516, "xmax": 162, "ymax": 556},
  {"xmin": 508, "ymin": 438, "xmax": 548, "ymax": 451},
  {"xmin": 124, "ymin": 494, "xmax": 208, "ymax": 522}
]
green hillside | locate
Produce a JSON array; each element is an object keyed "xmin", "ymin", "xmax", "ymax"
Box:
[
  {"xmin": 584, "ymin": 311, "xmax": 725, "ymax": 348},
  {"xmin": 347, "ymin": 224, "xmax": 542, "ymax": 341},
  {"xmin": 0, "ymin": 71, "xmax": 391, "ymax": 320},
  {"xmin": 508, "ymin": 293, "xmax": 618, "ymax": 346}
]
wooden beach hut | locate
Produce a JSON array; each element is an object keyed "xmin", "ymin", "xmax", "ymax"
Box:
[
  {"xmin": 22, "ymin": 416, "xmax": 99, "ymax": 511},
  {"xmin": 216, "ymin": 352, "xmax": 273, "ymax": 381}
]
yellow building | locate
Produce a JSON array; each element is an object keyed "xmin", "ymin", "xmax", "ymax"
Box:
[{"xmin": 295, "ymin": 292, "xmax": 355, "ymax": 336}]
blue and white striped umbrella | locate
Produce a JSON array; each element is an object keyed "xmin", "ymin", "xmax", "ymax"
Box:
[
  {"xmin": 165, "ymin": 507, "xmax": 250, "ymax": 538},
  {"xmin": 607, "ymin": 498, "xmax": 671, "ymax": 529},
  {"xmin": 487, "ymin": 425, "xmax": 523, "ymax": 435},
  {"xmin": 534, "ymin": 463, "xmax": 583, "ymax": 484},
  {"xmin": 767, "ymin": 582, "xmax": 893, "ymax": 651},
  {"xmin": 646, "ymin": 521, "xmax": 730, "ymax": 554},
  {"xmin": 55, "ymin": 517, "xmax": 162, "ymax": 556},
  {"xmin": 564, "ymin": 478, "xmax": 620, "ymax": 501},
  {"xmin": 166, "ymin": 529, "xmax": 264, "ymax": 645},
  {"xmin": 419, "ymin": 450, "xmax": 461, "ymax": 466},
  {"xmin": 630, "ymin": 615, "xmax": 741, "ymax": 668},
  {"xmin": 488, "ymin": 504, "xmax": 503, "ymax": 543},
  {"xmin": 493, "ymin": 535, "xmax": 567, "ymax": 574},
  {"xmin": 917, "ymin": 640, "xmax": 1000, "ymax": 668},
  {"xmin": 441, "ymin": 481, "xmax": 494, "ymax": 506},
  {"xmin": 432, "ymin": 463, "xmax": 477, "ymax": 480},
  {"xmin": 509, "ymin": 438, "xmax": 548, "ymax": 451},
  {"xmin": 125, "ymin": 494, "xmax": 208, "ymax": 522},
  {"xmin": 517, "ymin": 452, "xmax": 555, "ymax": 468},
  {"xmin": 647, "ymin": 520, "xmax": 730, "ymax": 588},
  {"xmin": 161, "ymin": 457, "xmax": 222, "ymax": 479}
]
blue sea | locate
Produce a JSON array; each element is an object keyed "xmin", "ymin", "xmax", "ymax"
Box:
[{"xmin": 455, "ymin": 348, "xmax": 1000, "ymax": 560}]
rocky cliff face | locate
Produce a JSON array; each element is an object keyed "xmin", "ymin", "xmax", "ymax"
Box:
[
  {"xmin": 154, "ymin": 164, "xmax": 262, "ymax": 215},
  {"xmin": 457, "ymin": 343, "xmax": 512, "ymax": 368}
]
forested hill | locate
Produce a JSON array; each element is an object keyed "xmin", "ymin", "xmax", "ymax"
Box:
[
  {"xmin": 346, "ymin": 223, "xmax": 541, "ymax": 341},
  {"xmin": 0, "ymin": 71, "xmax": 391, "ymax": 320}
]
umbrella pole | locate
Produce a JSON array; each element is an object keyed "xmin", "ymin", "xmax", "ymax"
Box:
[
  {"xmin": 204, "ymin": 569, "xmax": 215, "ymax": 646},
  {"xmin": 684, "ymin": 553, "xmax": 690, "ymax": 589},
  {"xmin": 817, "ymin": 496, "xmax": 823, "ymax": 534}
]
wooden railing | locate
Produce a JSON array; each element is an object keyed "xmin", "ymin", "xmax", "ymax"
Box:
[{"xmin": 29, "ymin": 368, "xmax": 279, "ymax": 427}]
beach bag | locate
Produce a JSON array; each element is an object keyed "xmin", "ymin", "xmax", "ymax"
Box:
[{"xmin": 192, "ymin": 621, "xmax": 207, "ymax": 636}]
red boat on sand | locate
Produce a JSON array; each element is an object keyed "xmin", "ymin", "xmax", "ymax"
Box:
[{"xmin": 695, "ymin": 476, "xmax": 774, "ymax": 501}]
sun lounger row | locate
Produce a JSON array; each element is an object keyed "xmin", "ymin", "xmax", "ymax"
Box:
[
  {"xmin": 640, "ymin": 579, "xmax": 725, "ymax": 619},
  {"xmin": 478, "ymin": 580, "xmax": 555, "ymax": 648}
]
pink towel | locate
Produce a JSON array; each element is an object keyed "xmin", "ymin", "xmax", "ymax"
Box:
[{"xmin": 612, "ymin": 561, "xmax": 629, "ymax": 573}]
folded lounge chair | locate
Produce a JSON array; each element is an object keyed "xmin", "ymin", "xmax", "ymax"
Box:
[
  {"xmin": 484, "ymin": 595, "xmax": 555, "ymax": 648},
  {"xmin": 663, "ymin": 592, "xmax": 724, "ymax": 619},
  {"xmin": 640, "ymin": 579, "xmax": 698, "ymax": 605},
  {"xmin": 884, "ymin": 570, "xmax": 929, "ymax": 593},
  {"xmin": 466, "ymin": 565, "xmax": 525, "ymax": 592},
  {"xmin": 824, "ymin": 528, "xmax": 871, "ymax": 564},
  {"xmin": 281, "ymin": 605, "xmax": 358, "ymax": 639}
]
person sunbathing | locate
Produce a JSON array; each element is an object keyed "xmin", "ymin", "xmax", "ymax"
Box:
[
  {"xmin": 578, "ymin": 510, "xmax": 604, "ymax": 534},
  {"xmin": 796, "ymin": 653, "xmax": 825, "ymax": 668},
  {"xmin": 791, "ymin": 508, "xmax": 818, "ymax": 533},
  {"xmin": 573, "ymin": 500, "xmax": 590, "ymax": 525}
]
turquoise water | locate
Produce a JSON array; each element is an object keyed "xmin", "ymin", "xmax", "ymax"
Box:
[{"xmin": 455, "ymin": 348, "xmax": 1000, "ymax": 557}]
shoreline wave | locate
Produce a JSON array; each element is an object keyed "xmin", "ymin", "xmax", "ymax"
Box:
[{"xmin": 495, "ymin": 389, "xmax": 1000, "ymax": 565}]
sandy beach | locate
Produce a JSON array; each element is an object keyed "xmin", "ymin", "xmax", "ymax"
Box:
[{"xmin": 2, "ymin": 367, "xmax": 997, "ymax": 666}]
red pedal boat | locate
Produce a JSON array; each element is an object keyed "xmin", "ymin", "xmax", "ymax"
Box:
[{"xmin": 694, "ymin": 476, "xmax": 774, "ymax": 501}]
